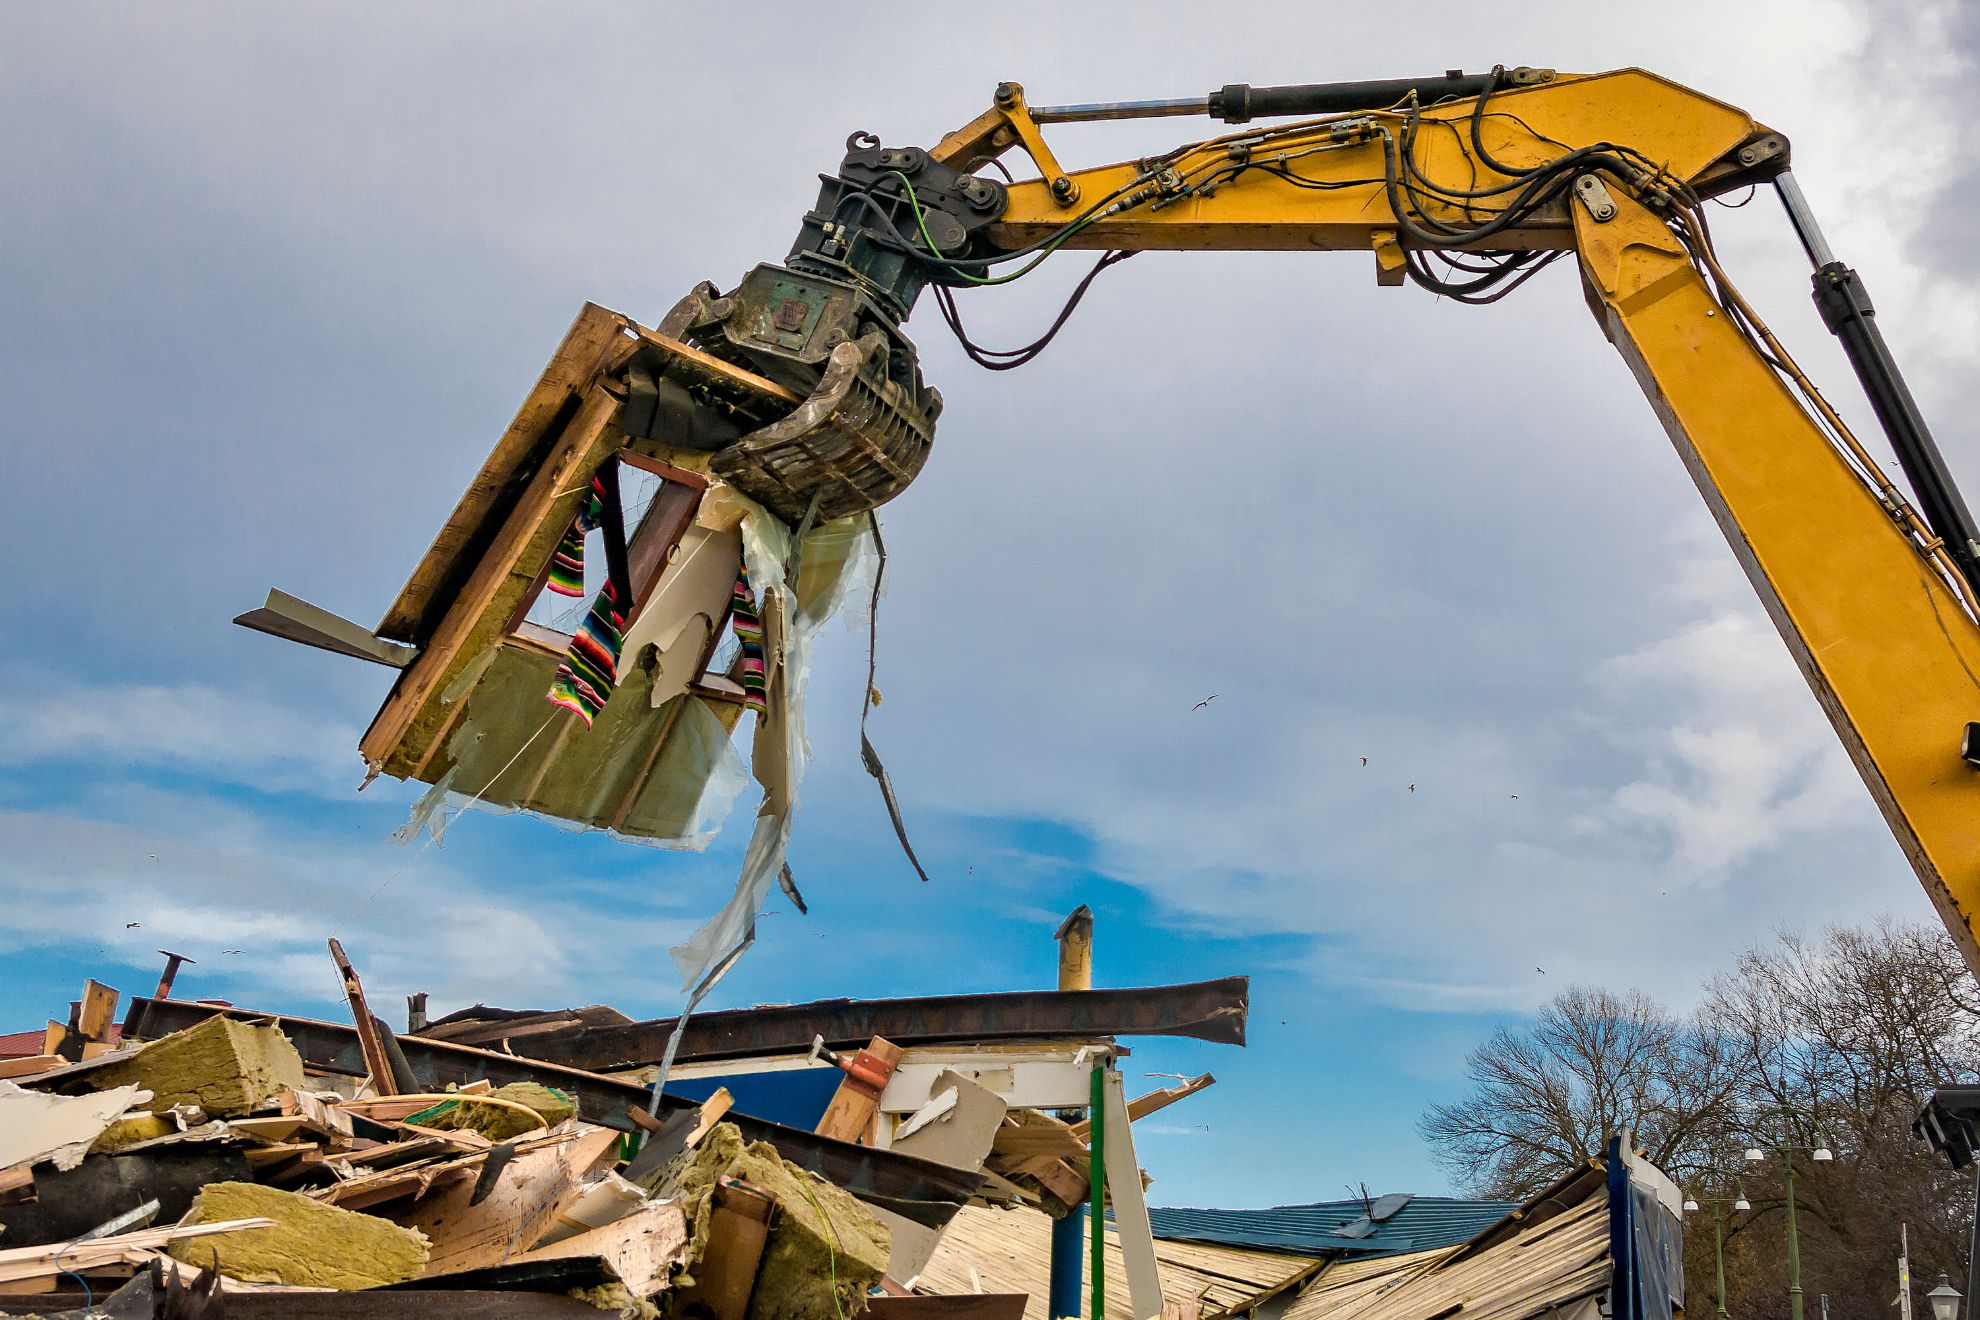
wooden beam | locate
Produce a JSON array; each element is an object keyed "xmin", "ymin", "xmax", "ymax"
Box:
[
  {"xmin": 360, "ymin": 382, "xmax": 624, "ymax": 775},
  {"xmin": 328, "ymin": 939, "xmax": 398, "ymax": 1096},
  {"xmin": 815, "ymin": 1037, "xmax": 903, "ymax": 1144},
  {"xmin": 376, "ymin": 303, "xmax": 635, "ymax": 646},
  {"xmin": 76, "ymin": 981, "xmax": 119, "ymax": 1043},
  {"xmin": 1101, "ymin": 1069, "xmax": 1165, "ymax": 1320}
]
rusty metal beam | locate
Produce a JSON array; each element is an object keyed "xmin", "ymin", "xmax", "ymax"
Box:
[
  {"xmin": 119, "ymin": 998, "xmax": 978, "ymax": 1224},
  {"xmin": 510, "ymin": 976, "xmax": 1249, "ymax": 1071}
]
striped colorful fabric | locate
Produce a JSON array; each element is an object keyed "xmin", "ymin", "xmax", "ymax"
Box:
[
  {"xmin": 546, "ymin": 578, "xmax": 628, "ymax": 727},
  {"xmin": 546, "ymin": 482, "xmax": 606, "ymax": 597},
  {"xmin": 731, "ymin": 568, "xmax": 767, "ymax": 715}
]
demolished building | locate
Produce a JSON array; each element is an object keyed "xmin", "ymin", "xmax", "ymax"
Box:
[{"xmin": 0, "ymin": 952, "xmax": 1682, "ymax": 1320}]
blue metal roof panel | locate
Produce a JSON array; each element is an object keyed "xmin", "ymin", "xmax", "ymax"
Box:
[{"xmin": 1140, "ymin": 1196, "xmax": 1519, "ymax": 1257}]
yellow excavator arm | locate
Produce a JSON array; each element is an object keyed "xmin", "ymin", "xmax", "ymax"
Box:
[
  {"xmin": 666, "ymin": 67, "xmax": 1980, "ymax": 976},
  {"xmin": 898, "ymin": 68, "xmax": 1980, "ymax": 972}
]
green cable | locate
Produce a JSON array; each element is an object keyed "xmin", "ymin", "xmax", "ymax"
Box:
[
  {"xmin": 798, "ymin": 1175, "xmax": 848, "ymax": 1320},
  {"xmin": 1090, "ymin": 1062, "xmax": 1106, "ymax": 1320},
  {"xmin": 885, "ymin": 170, "xmax": 1096, "ymax": 285}
]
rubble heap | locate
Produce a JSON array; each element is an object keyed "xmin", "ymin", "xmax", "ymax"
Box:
[{"xmin": 0, "ymin": 953, "xmax": 1248, "ymax": 1318}]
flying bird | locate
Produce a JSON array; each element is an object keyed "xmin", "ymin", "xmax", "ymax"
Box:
[
  {"xmin": 1408, "ymin": 784, "xmax": 1416, "ymax": 793},
  {"xmin": 1536, "ymin": 966, "xmax": 1546, "ymax": 974},
  {"xmin": 221, "ymin": 949, "xmax": 242, "ymax": 955},
  {"xmin": 1191, "ymin": 695, "xmax": 1217, "ymax": 711},
  {"xmin": 1359, "ymin": 757, "xmax": 1367, "ymax": 766},
  {"xmin": 125, "ymin": 922, "xmax": 141, "ymax": 929},
  {"xmin": 1510, "ymin": 794, "xmax": 1519, "ymax": 799}
]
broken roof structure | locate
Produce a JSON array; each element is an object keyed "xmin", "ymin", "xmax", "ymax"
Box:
[
  {"xmin": 1144, "ymin": 1194, "xmax": 1519, "ymax": 1259},
  {"xmin": 0, "ymin": 946, "xmax": 1269, "ymax": 1318},
  {"xmin": 911, "ymin": 1136, "xmax": 1681, "ymax": 1320}
]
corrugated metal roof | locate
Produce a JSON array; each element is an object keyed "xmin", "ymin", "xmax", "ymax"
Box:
[
  {"xmin": 1141, "ymin": 1195, "xmax": 1519, "ymax": 1257},
  {"xmin": 918, "ymin": 1204, "xmax": 1325, "ymax": 1320}
]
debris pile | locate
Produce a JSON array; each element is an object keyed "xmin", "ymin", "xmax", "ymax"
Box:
[{"xmin": 0, "ymin": 947, "xmax": 1250, "ymax": 1317}]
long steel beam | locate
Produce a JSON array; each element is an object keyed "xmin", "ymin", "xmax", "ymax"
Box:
[
  {"xmin": 120, "ymin": 998, "xmax": 979, "ymax": 1223},
  {"xmin": 509, "ymin": 976, "xmax": 1250, "ymax": 1071}
]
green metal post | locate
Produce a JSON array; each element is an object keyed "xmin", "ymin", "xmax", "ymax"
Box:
[
  {"xmin": 1785, "ymin": 1156, "xmax": 1805, "ymax": 1320},
  {"xmin": 1090, "ymin": 1063, "xmax": 1106, "ymax": 1320},
  {"xmin": 1715, "ymin": 1200, "xmax": 1730, "ymax": 1320}
]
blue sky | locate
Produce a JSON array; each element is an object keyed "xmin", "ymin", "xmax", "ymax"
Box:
[{"xmin": 3, "ymin": 2, "xmax": 1977, "ymax": 1209}]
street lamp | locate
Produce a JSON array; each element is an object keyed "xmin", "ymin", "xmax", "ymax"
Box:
[
  {"xmin": 1928, "ymin": 1273, "xmax": 1963, "ymax": 1320},
  {"xmin": 1683, "ymin": 1183, "xmax": 1747, "ymax": 1320},
  {"xmin": 1745, "ymin": 1124, "xmax": 1837, "ymax": 1320}
]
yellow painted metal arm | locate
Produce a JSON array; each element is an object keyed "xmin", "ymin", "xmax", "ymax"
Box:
[
  {"xmin": 966, "ymin": 70, "xmax": 1771, "ymax": 257},
  {"xmin": 932, "ymin": 68, "xmax": 1980, "ymax": 970},
  {"xmin": 1577, "ymin": 196, "xmax": 1980, "ymax": 972}
]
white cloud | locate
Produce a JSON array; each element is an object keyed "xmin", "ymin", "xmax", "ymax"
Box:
[
  {"xmin": 1593, "ymin": 542, "xmax": 1862, "ymax": 873},
  {"xmin": 0, "ymin": 682, "xmax": 362, "ymax": 796},
  {"xmin": 0, "ymin": 800, "xmax": 696, "ymax": 1017}
]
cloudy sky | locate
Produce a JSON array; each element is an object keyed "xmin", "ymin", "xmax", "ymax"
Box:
[{"xmin": 3, "ymin": 1, "xmax": 1976, "ymax": 1209}]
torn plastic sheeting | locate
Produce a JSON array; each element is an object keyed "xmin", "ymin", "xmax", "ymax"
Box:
[
  {"xmin": 646, "ymin": 507, "xmax": 873, "ymax": 1106},
  {"xmin": 667, "ymin": 504, "xmax": 873, "ymax": 987}
]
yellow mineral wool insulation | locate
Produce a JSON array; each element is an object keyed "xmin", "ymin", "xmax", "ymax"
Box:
[{"xmin": 169, "ymin": 1181, "xmax": 430, "ymax": 1289}]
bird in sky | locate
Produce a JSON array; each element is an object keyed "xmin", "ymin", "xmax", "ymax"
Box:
[
  {"xmin": 1408, "ymin": 784, "xmax": 1416, "ymax": 793},
  {"xmin": 221, "ymin": 949, "xmax": 242, "ymax": 955},
  {"xmin": 1510, "ymin": 794, "xmax": 1519, "ymax": 799},
  {"xmin": 125, "ymin": 922, "xmax": 140, "ymax": 929},
  {"xmin": 1359, "ymin": 757, "xmax": 1367, "ymax": 766},
  {"xmin": 1536, "ymin": 966, "xmax": 1546, "ymax": 974},
  {"xmin": 1192, "ymin": 695, "xmax": 1217, "ymax": 711}
]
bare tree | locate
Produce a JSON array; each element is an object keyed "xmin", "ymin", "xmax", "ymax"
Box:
[
  {"xmin": 1419, "ymin": 985, "xmax": 1740, "ymax": 1198},
  {"xmin": 1702, "ymin": 919, "xmax": 1980, "ymax": 1320},
  {"xmin": 1417, "ymin": 919, "xmax": 1980, "ymax": 1319}
]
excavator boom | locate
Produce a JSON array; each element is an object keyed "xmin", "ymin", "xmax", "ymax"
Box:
[{"xmin": 745, "ymin": 67, "xmax": 1980, "ymax": 976}]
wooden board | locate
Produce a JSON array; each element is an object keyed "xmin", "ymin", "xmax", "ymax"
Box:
[
  {"xmin": 397, "ymin": 1128, "xmax": 621, "ymax": 1277},
  {"xmin": 377, "ymin": 303, "xmax": 636, "ymax": 646},
  {"xmin": 816, "ymin": 1038, "xmax": 903, "ymax": 1144},
  {"xmin": 76, "ymin": 982, "xmax": 119, "ymax": 1042},
  {"xmin": 511, "ymin": 1199, "xmax": 688, "ymax": 1298}
]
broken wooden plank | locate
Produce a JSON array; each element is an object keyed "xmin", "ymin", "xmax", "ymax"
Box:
[
  {"xmin": 0, "ymin": 1058, "xmax": 62, "ymax": 1082},
  {"xmin": 75, "ymin": 982, "xmax": 119, "ymax": 1045},
  {"xmin": 511, "ymin": 1199, "xmax": 688, "ymax": 1299},
  {"xmin": 1069, "ymin": 1073, "xmax": 1215, "ymax": 1141},
  {"xmin": 328, "ymin": 939, "xmax": 398, "ymax": 1096},
  {"xmin": 816, "ymin": 1037, "xmax": 903, "ymax": 1144},
  {"xmin": 377, "ymin": 303, "xmax": 636, "ymax": 647},
  {"xmin": 361, "ymin": 381, "xmax": 625, "ymax": 777},
  {"xmin": 1101, "ymin": 1069, "xmax": 1165, "ymax": 1320},
  {"xmin": 0, "ymin": 1217, "xmax": 275, "ymax": 1285},
  {"xmin": 398, "ymin": 1128, "xmax": 620, "ymax": 1277}
]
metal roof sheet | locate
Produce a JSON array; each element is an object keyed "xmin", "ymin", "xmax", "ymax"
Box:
[{"xmin": 1142, "ymin": 1195, "xmax": 1519, "ymax": 1257}]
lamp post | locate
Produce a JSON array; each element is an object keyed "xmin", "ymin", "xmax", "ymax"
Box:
[
  {"xmin": 1746, "ymin": 1128, "xmax": 1835, "ymax": 1320},
  {"xmin": 1684, "ymin": 1183, "xmax": 1751, "ymax": 1320}
]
